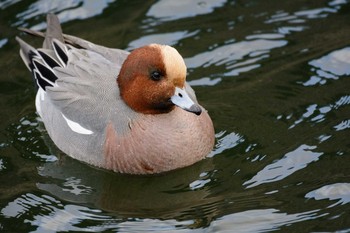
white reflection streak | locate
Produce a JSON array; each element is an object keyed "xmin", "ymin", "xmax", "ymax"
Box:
[
  {"xmin": 302, "ymin": 47, "xmax": 350, "ymax": 86},
  {"xmin": 334, "ymin": 119, "xmax": 350, "ymax": 131},
  {"xmin": 306, "ymin": 183, "xmax": 350, "ymax": 207},
  {"xmin": 1, "ymin": 193, "xmax": 196, "ymax": 232},
  {"xmin": 244, "ymin": 144, "xmax": 323, "ymax": 188},
  {"xmin": 185, "ymin": 39, "xmax": 287, "ymax": 76},
  {"xmin": 0, "ymin": 0, "xmax": 21, "ymax": 9},
  {"xmin": 127, "ymin": 30, "xmax": 199, "ymax": 50},
  {"xmin": 1, "ymin": 193, "xmax": 114, "ymax": 232},
  {"xmin": 188, "ymin": 77, "xmax": 222, "ymax": 86},
  {"xmin": 14, "ymin": 0, "xmax": 115, "ymax": 30},
  {"xmin": 288, "ymin": 94, "xmax": 350, "ymax": 129},
  {"xmin": 0, "ymin": 38, "xmax": 8, "ymax": 48},
  {"xmin": 117, "ymin": 219, "xmax": 196, "ymax": 233},
  {"xmin": 310, "ymin": 47, "xmax": 350, "ymax": 76},
  {"xmin": 208, "ymin": 208, "xmax": 321, "ymax": 233},
  {"xmin": 29, "ymin": 205, "xmax": 112, "ymax": 232},
  {"xmin": 289, "ymin": 104, "xmax": 318, "ymax": 129},
  {"xmin": 209, "ymin": 131, "xmax": 244, "ymax": 157},
  {"xmin": 265, "ymin": 1, "xmax": 345, "ymax": 25},
  {"xmin": 62, "ymin": 177, "xmax": 93, "ymax": 195},
  {"xmin": 146, "ymin": 0, "xmax": 227, "ymax": 21}
]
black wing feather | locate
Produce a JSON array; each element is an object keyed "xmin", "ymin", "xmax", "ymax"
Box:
[
  {"xmin": 32, "ymin": 59, "xmax": 58, "ymax": 83},
  {"xmin": 34, "ymin": 70, "xmax": 53, "ymax": 91},
  {"xmin": 53, "ymin": 40, "xmax": 68, "ymax": 65},
  {"xmin": 38, "ymin": 50, "xmax": 60, "ymax": 68}
]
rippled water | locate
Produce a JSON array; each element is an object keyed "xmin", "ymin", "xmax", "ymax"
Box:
[{"xmin": 1, "ymin": 0, "xmax": 350, "ymax": 232}]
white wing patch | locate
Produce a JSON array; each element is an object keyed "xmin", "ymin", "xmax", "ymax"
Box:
[
  {"xmin": 35, "ymin": 89, "xmax": 45, "ymax": 118},
  {"xmin": 61, "ymin": 113, "xmax": 94, "ymax": 135}
]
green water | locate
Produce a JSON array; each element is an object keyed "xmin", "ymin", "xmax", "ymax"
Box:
[{"xmin": 0, "ymin": 0, "xmax": 350, "ymax": 232}]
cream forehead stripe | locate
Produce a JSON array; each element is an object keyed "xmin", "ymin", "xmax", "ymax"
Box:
[{"xmin": 158, "ymin": 45, "xmax": 187, "ymax": 85}]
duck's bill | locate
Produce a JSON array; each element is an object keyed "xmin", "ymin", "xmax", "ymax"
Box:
[{"xmin": 170, "ymin": 87, "xmax": 202, "ymax": 116}]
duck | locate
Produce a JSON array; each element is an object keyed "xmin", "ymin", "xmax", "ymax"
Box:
[{"xmin": 16, "ymin": 14, "xmax": 215, "ymax": 174}]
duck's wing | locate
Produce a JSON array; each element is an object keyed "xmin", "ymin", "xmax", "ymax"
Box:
[{"xmin": 17, "ymin": 14, "xmax": 133, "ymax": 134}]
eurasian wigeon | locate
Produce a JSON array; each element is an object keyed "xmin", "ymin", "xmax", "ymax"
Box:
[{"xmin": 16, "ymin": 14, "xmax": 215, "ymax": 174}]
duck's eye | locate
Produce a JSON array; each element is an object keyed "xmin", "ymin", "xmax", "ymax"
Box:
[{"xmin": 150, "ymin": 71, "xmax": 162, "ymax": 81}]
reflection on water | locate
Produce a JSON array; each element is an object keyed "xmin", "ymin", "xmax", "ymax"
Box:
[
  {"xmin": 185, "ymin": 39, "xmax": 287, "ymax": 76},
  {"xmin": 1, "ymin": 193, "xmax": 114, "ymax": 232},
  {"xmin": 146, "ymin": 0, "xmax": 227, "ymax": 22},
  {"xmin": 187, "ymin": 77, "xmax": 222, "ymax": 86},
  {"xmin": 208, "ymin": 209, "xmax": 321, "ymax": 233},
  {"xmin": 127, "ymin": 30, "xmax": 199, "ymax": 50},
  {"xmin": 282, "ymin": 94, "xmax": 350, "ymax": 129},
  {"xmin": 0, "ymin": 191, "xmax": 325, "ymax": 233},
  {"xmin": 1, "ymin": 0, "xmax": 350, "ymax": 232},
  {"xmin": 0, "ymin": 38, "xmax": 8, "ymax": 48},
  {"xmin": 306, "ymin": 183, "xmax": 350, "ymax": 207},
  {"xmin": 244, "ymin": 145, "xmax": 323, "ymax": 188},
  {"xmin": 302, "ymin": 47, "xmax": 350, "ymax": 86},
  {"xmin": 210, "ymin": 131, "xmax": 244, "ymax": 157},
  {"xmin": 13, "ymin": 0, "xmax": 115, "ymax": 30},
  {"xmin": 6, "ymin": 114, "xmax": 57, "ymax": 163},
  {"xmin": 334, "ymin": 119, "xmax": 350, "ymax": 131}
]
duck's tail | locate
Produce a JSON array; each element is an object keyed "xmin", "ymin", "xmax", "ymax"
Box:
[
  {"xmin": 16, "ymin": 14, "xmax": 69, "ymax": 91},
  {"xmin": 16, "ymin": 14, "xmax": 64, "ymax": 69},
  {"xmin": 43, "ymin": 13, "xmax": 65, "ymax": 49}
]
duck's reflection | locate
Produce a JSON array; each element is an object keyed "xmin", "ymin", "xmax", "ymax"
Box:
[{"xmin": 37, "ymin": 148, "xmax": 216, "ymax": 220}]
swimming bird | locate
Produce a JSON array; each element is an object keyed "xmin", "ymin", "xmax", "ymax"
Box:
[{"xmin": 16, "ymin": 14, "xmax": 215, "ymax": 174}]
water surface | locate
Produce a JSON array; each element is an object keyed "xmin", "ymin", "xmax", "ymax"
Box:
[{"xmin": 0, "ymin": 0, "xmax": 350, "ymax": 232}]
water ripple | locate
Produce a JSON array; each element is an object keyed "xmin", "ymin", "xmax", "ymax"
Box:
[
  {"xmin": 289, "ymin": 94, "xmax": 350, "ymax": 129},
  {"xmin": 127, "ymin": 30, "xmax": 199, "ymax": 50},
  {"xmin": 301, "ymin": 47, "xmax": 350, "ymax": 86},
  {"xmin": 209, "ymin": 131, "xmax": 245, "ymax": 157},
  {"xmin": 265, "ymin": 0, "xmax": 346, "ymax": 25},
  {"xmin": 146, "ymin": 0, "xmax": 227, "ymax": 22},
  {"xmin": 244, "ymin": 144, "xmax": 323, "ymax": 188},
  {"xmin": 185, "ymin": 39, "xmax": 287, "ymax": 76},
  {"xmin": 1, "ymin": 193, "xmax": 115, "ymax": 232},
  {"xmin": 13, "ymin": 0, "xmax": 115, "ymax": 30},
  {"xmin": 7, "ymin": 115, "xmax": 57, "ymax": 162},
  {"xmin": 334, "ymin": 119, "xmax": 350, "ymax": 131},
  {"xmin": 207, "ymin": 208, "xmax": 322, "ymax": 233},
  {"xmin": 306, "ymin": 183, "xmax": 350, "ymax": 207}
]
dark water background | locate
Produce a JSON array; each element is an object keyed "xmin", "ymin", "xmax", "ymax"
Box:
[{"xmin": 1, "ymin": 0, "xmax": 350, "ymax": 232}]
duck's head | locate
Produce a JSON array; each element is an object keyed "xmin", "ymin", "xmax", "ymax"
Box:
[{"xmin": 117, "ymin": 44, "xmax": 202, "ymax": 115}]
